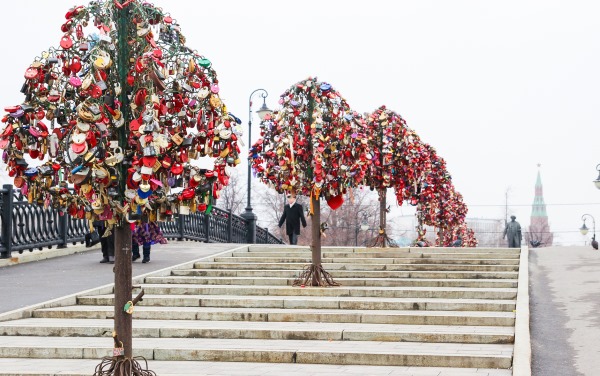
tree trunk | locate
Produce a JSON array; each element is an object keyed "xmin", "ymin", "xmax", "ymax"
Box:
[
  {"xmin": 310, "ymin": 195, "xmax": 321, "ymax": 285},
  {"xmin": 292, "ymin": 194, "xmax": 338, "ymax": 287},
  {"xmin": 379, "ymin": 190, "xmax": 387, "ymax": 248},
  {"xmin": 114, "ymin": 224, "xmax": 132, "ymax": 357}
]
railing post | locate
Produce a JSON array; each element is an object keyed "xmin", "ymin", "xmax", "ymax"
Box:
[
  {"xmin": 58, "ymin": 210, "xmax": 69, "ymax": 248},
  {"xmin": 1, "ymin": 184, "xmax": 14, "ymax": 259},
  {"xmin": 245, "ymin": 215, "xmax": 257, "ymax": 244},
  {"xmin": 227, "ymin": 209, "xmax": 233, "ymax": 243},
  {"xmin": 204, "ymin": 212, "xmax": 210, "ymax": 242},
  {"xmin": 177, "ymin": 213, "xmax": 184, "ymax": 241},
  {"xmin": 265, "ymin": 228, "xmax": 269, "ymax": 244}
]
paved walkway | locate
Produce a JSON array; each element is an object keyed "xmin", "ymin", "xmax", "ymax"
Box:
[
  {"xmin": 0, "ymin": 241, "xmax": 237, "ymax": 314},
  {"xmin": 530, "ymin": 246, "xmax": 600, "ymax": 376}
]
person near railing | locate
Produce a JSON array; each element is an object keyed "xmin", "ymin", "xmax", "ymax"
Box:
[
  {"xmin": 132, "ymin": 221, "xmax": 167, "ymax": 263},
  {"xmin": 94, "ymin": 220, "xmax": 115, "ymax": 264}
]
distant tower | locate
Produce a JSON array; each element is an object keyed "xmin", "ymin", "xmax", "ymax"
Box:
[{"xmin": 527, "ymin": 165, "xmax": 553, "ymax": 247}]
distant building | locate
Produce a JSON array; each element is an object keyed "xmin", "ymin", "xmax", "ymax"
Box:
[
  {"xmin": 526, "ymin": 167, "xmax": 554, "ymax": 247},
  {"xmin": 392, "ymin": 215, "xmax": 504, "ymax": 247},
  {"xmin": 465, "ymin": 218, "xmax": 504, "ymax": 247}
]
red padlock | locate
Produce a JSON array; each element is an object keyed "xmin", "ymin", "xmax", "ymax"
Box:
[
  {"xmin": 70, "ymin": 57, "xmax": 82, "ymax": 74},
  {"xmin": 60, "ymin": 35, "xmax": 73, "ymax": 49}
]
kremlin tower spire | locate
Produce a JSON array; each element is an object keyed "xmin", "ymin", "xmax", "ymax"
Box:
[{"xmin": 527, "ymin": 165, "xmax": 553, "ymax": 247}]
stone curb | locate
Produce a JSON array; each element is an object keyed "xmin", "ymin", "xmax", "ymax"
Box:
[
  {"xmin": 0, "ymin": 243, "xmax": 98, "ymax": 268},
  {"xmin": 0, "ymin": 244, "xmax": 249, "ymax": 323},
  {"xmin": 512, "ymin": 246, "xmax": 531, "ymax": 375}
]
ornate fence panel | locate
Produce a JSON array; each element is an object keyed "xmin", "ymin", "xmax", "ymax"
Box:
[
  {"xmin": 0, "ymin": 183, "xmax": 282, "ymax": 259},
  {"xmin": 11, "ymin": 202, "xmax": 63, "ymax": 252},
  {"xmin": 231, "ymin": 215, "xmax": 248, "ymax": 243},
  {"xmin": 66, "ymin": 214, "xmax": 89, "ymax": 245},
  {"xmin": 206, "ymin": 208, "xmax": 230, "ymax": 243},
  {"xmin": 181, "ymin": 210, "xmax": 208, "ymax": 242},
  {"xmin": 266, "ymin": 231, "xmax": 282, "ymax": 244},
  {"xmin": 256, "ymin": 225, "xmax": 282, "ymax": 244},
  {"xmin": 256, "ymin": 226, "xmax": 268, "ymax": 244},
  {"xmin": 0, "ymin": 186, "xmax": 8, "ymax": 258},
  {"xmin": 159, "ymin": 218, "xmax": 181, "ymax": 240}
]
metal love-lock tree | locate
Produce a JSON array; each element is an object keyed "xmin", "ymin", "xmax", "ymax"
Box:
[
  {"xmin": 431, "ymin": 188, "xmax": 478, "ymax": 247},
  {"xmin": 408, "ymin": 145, "xmax": 477, "ymax": 247},
  {"xmin": 0, "ymin": 1, "xmax": 241, "ymax": 374},
  {"xmin": 250, "ymin": 77, "xmax": 370, "ymax": 286},
  {"xmin": 384, "ymin": 123, "xmax": 437, "ymax": 245},
  {"xmin": 409, "ymin": 145, "xmax": 454, "ymax": 244},
  {"xmin": 364, "ymin": 106, "xmax": 426, "ymax": 248}
]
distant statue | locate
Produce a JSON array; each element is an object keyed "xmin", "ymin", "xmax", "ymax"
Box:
[{"xmin": 503, "ymin": 215, "xmax": 522, "ymax": 248}]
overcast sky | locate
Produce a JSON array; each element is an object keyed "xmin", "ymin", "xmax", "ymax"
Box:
[{"xmin": 1, "ymin": 0, "xmax": 599, "ymax": 245}]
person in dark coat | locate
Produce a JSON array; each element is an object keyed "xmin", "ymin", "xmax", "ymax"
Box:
[
  {"xmin": 278, "ymin": 194, "xmax": 307, "ymax": 245},
  {"xmin": 93, "ymin": 220, "xmax": 114, "ymax": 264}
]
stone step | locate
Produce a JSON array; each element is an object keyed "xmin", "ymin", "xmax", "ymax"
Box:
[
  {"xmin": 0, "ymin": 358, "xmax": 514, "ymax": 376},
  {"xmin": 33, "ymin": 306, "xmax": 516, "ymax": 326},
  {"xmin": 173, "ymin": 268, "xmax": 519, "ymax": 279},
  {"xmin": 214, "ymin": 256, "xmax": 520, "ymax": 265},
  {"xmin": 246, "ymin": 246, "xmax": 520, "ymax": 254},
  {"xmin": 193, "ymin": 262, "xmax": 519, "ymax": 272},
  {"xmin": 0, "ymin": 336, "xmax": 514, "ymax": 368},
  {"xmin": 0, "ymin": 318, "xmax": 515, "ymax": 344},
  {"xmin": 145, "ymin": 275, "xmax": 518, "ymax": 288},
  {"xmin": 234, "ymin": 251, "xmax": 521, "ymax": 259},
  {"xmin": 138, "ymin": 284, "xmax": 518, "ymax": 300},
  {"xmin": 77, "ymin": 294, "xmax": 516, "ymax": 311}
]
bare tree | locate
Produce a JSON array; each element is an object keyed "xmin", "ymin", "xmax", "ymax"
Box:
[
  {"xmin": 253, "ymin": 184, "xmax": 288, "ymax": 242},
  {"xmin": 319, "ymin": 188, "xmax": 379, "ymax": 247},
  {"xmin": 217, "ymin": 171, "xmax": 246, "ymax": 215}
]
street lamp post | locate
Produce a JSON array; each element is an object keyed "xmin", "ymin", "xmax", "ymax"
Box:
[
  {"xmin": 580, "ymin": 214, "xmax": 598, "ymax": 249},
  {"xmin": 594, "ymin": 164, "xmax": 600, "ymax": 190},
  {"xmin": 241, "ymin": 89, "xmax": 272, "ymax": 243}
]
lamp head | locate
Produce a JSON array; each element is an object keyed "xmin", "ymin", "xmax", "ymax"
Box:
[
  {"xmin": 256, "ymin": 98, "xmax": 272, "ymax": 121},
  {"xmin": 580, "ymin": 221, "xmax": 589, "ymax": 236}
]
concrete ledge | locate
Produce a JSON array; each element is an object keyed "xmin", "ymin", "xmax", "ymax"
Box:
[
  {"xmin": 0, "ymin": 243, "xmax": 97, "ymax": 268},
  {"xmin": 0, "ymin": 244, "xmax": 249, "ymax": 323},
  {"xmin": 512, "ymin": 246, "xmax": 531, "ymax": 375}
]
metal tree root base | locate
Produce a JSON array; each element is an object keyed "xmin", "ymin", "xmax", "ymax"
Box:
[
  {"xmin": 368, "ymin": 233, "xmax": 398, "ymax": 248},
  {"xmin": 293, "ymin": 264, "xmax": 340, "ymax": 287},
  {"xmin": 94, "ymin": 356, "xmax": 156, "ymax": 376}
]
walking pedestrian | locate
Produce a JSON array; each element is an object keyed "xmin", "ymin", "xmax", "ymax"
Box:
[
  {"xmin": 132, "ymin": 221, "xmax": 167, "ymax": 263},
  {"xmin": 278, "ymin": 193, "xmax": 307, "ymax": 245}
]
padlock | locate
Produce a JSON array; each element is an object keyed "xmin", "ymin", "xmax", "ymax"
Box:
[
  {"xmin": 113, "ymin": 346, "xmax": 125, "ymax": 357},
  {"xmin": 143, "ymin": 145, "xmax": 156, "ymax": 157},
  {"xmin": 171, "ymin": 134, "xmax": 183, "ymax": 145},
  {"xmin": 60, "ymin": 35, "xmax": 73, "ymax": 49},
  {"xmin": 123, "ymin": 300, "xmax": 134, "ymax": 314}
]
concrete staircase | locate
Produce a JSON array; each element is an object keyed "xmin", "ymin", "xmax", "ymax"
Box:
[{"xmin": 0, "ymin": 245, "xmax": 522, "ymax": 375}]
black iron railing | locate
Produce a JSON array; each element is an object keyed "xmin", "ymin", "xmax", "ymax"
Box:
[
  {"xmin": 159, "ymin": 206, "xmax": 281, "ymax": 245},
  {"xmin": 0, "ymin": 184, "xmax": 282, "ymax": 259}
]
